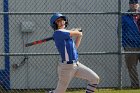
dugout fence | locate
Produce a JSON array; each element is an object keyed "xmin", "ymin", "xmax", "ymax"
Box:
[{"xmin": 0, "ymin": 0, "xmax": 140, "ymax": 93}]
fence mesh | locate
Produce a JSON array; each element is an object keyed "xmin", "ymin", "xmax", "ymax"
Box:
[{"xmin": 0, "ymin": 0, "xmax": 140, "ymax": 93}]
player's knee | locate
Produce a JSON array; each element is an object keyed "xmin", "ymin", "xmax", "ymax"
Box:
[
  {"xmin": 90, "ymin": 75, "xmax": 100, "ymax": 84},
  {"xmin": 96, "ymin": 76, "xmax": 100, "ymax": 84},
  {"xmin": 95, "ymin": 75, "xmax": 100, "ymax": 84}
]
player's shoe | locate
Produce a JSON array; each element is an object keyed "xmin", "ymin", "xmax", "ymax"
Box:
[{"xmin": 48, "ymin": 91, "xmax": 53, "ymax": 93}]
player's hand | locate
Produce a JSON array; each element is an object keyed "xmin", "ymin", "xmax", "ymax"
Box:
[
  {"xmin": 70, "ymin": 28, "xmax": 82, "ymax": 37},
  {"xmin": 71, "ymin": 28, "xmax": 82, "ymax": 32}
]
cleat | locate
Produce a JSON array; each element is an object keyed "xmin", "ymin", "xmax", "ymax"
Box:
[{"xmin": 49, "ymin": 91, "xmax": 53, "ymax": 93}]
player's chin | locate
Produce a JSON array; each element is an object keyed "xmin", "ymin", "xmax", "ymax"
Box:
[{"xmin": 61, "ymin": 25, "xmax": 66, "ymax": 29}]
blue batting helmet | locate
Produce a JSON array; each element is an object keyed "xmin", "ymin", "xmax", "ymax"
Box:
[
  {"xmin": 129, "ymin": 0, "xmax": 138, "ymax": 4},
  {"xmin": 50, "ymin": 13, "xmax": 68, "ymax": 30}
]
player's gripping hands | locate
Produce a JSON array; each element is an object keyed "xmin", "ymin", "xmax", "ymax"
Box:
[
  {"xmin": 71, "ymin": 28, "xmax": 82, "ymax": 32},
  {"xmin": 70, "ymin": 28, "xmax": 83, "ymax": 37}
]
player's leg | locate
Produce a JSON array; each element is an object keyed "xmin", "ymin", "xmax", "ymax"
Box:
[
  {"xmin": 53, "ymin": 64, "xmax": 76, "ymax": 93},
  {"xmin": 75, "ymin": 62, "xmax": 100, "ymax": 93}
]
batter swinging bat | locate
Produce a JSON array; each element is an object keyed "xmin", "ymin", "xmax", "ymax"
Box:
[
  {"xmin": 25, "ymin": 37, "xmax": 53, "ymax": 47},
  {"xmin": 25, "ymin": 29, "xmax": 82, "ymax": 47}
]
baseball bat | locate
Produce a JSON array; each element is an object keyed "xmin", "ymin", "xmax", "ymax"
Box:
[
  {"xmin": 25, "ymin": 37, "xmax": 53, "ymax": 47},
  {"xmin": 25, "ymin": 29, "xmax": 82, "ymax": 47}
]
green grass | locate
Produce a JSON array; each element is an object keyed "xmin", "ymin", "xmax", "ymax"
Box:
[
  {"xmin": 1, "ymin": 89, "xmax": 140, "ymax": 93},
  {"xmin": 66, "ymin": 89, "xmax": 140, "ymax": 93},
  {"xmin": 95, "ymin": 89, "xmax": 140, "ymax": 93}
]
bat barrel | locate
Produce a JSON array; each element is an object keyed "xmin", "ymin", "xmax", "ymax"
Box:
[{"xmin": 25, "ymin": 37, "xmax": 53, "ymax": 47}]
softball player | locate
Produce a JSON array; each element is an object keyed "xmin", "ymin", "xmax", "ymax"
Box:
[{"xmin": 48, "ymin": 13, "xmax": 100, "ymax": 93}]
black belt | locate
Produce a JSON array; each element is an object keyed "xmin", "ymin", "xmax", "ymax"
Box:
[{"xmin": 62, "ymin": 60, "xmax": 77, "ymax": 64}]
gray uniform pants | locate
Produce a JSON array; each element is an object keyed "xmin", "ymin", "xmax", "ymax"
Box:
[
  {"xmin": 125, "ymin": 48, "xmax": 140, "ymax": 87},
  {"xmin": 54, "ymin": 62, "xmax": 99, "ymax": 93}
]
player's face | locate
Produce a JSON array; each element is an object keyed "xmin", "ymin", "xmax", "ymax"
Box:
[
  {"xmin": 55, "ymin": 18, "xmax": 66, "ymax": 29},
  {"xmin": 129, "ymin": 4, "xmax": 139, "ymax": 12}
]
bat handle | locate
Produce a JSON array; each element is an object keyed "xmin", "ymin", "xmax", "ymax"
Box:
[
  {"xmin": 25, "ymin": 43, "xmax": 33, "ymax": 47},
  {"xmin": 79, "ymin": 30, "xmax": 82, "ymax": 32}
]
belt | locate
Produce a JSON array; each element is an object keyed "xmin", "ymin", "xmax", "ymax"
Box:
[{"xmin": 62, "ymin": 60, "xmax": 77, "ymax": 64}]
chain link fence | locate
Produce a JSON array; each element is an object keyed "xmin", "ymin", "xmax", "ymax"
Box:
[{"xmin": 0, "ymin": 0, "xmax": 140, "ymax": 93}]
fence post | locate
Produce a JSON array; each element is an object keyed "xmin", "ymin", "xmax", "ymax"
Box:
[
  {"xmin": 117, "ymin": 0, "xmax": 122, "ymax": 89},
  {"xmin": 3, "ymin": 0, "xmax": 10, "ymax": 90}
]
